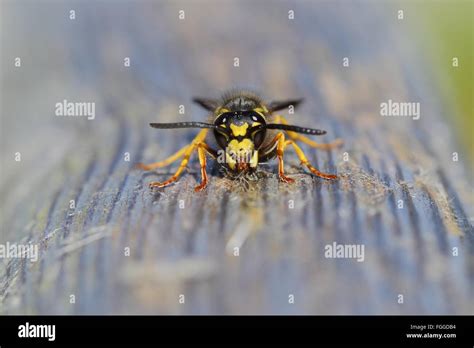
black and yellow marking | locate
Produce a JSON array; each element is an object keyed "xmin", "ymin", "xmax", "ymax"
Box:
[{"xmin": 137, "ymin": 91, "xmax": 343, "ymax": 190}]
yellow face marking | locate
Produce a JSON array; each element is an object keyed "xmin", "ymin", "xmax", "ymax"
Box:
[
  {"xmin": 230, "ymin": 123, "xmax": 249, "ymax": 137},
  {"xmin": 226, "ymin": 153, "xmax": 236, "ymax": 170},
  {"xmin": 251, "ymin": 122, "xmax": 261, "ymax": 127},
  {"xmin": 250, "ymin": 150, "xmax": 259, "ymax": 168},
  {"xmin": 225, "ymin": 139, "xmax": 258, "ymax": 170},
  {"xmin": 253, "ymin": 107, "xmax": 268, "ymax": 115},
  {"xmin": 215, "ymin": 107, "xmax": 230, "ymax": 116},
  {"xmin": 220, "ymin": 124, "xmax": 227, "ymax": 128},
  {"xmin": 227, "ymin": 138, "xmax": 254, "ymax": 153}
]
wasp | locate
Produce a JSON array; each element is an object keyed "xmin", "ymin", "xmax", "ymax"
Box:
[{"xmin": 137, "ymin": 90, "xmax": 343, "ymax": 191}]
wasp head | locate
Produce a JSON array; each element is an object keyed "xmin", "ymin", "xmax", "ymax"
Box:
[{"xmin": 213, "ymin": 111, "xmax": 266, "ymax": 171}]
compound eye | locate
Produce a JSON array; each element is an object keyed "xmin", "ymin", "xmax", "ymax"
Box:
[
  {"xmin": 250, "ymin": 112, "xmax": 264, "ymax": 123},
  {"xmin": 252, "ymin": 129, "xmax": 266, "ymax": 149},
  {"xmin": 214, "ymin": 130, "xmax": 228, "ymax": 149},
  {"xmin": 217, "ymin": 114, "xmax": 229, "ymax": 126}
]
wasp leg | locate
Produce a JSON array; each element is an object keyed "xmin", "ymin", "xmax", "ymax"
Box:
[
  {"xmin": 137, "ymin": 129, "xmax": 209, "ymax": 171},
  {"xmin": 148, "ymin": 145, "xmax": 196, "ymax": 188},
  {"xmin": 275, "ymin": 133, "xmax": 295, "ymax": 183},
  {"xmin": 274, "ymin": 114, "xmax": 343, "ymax": 149},
  {"xmin": 136, "ymin": 144, "xmax": 189, "ymax": 170},
  {"xmin": 148, "ymin": 130, "xmax": 209, "ymax": 189},
  {"xmin": 283, "ymin": 135, "xmax": 338, "ymax": 180},
  {"xmin": 150, "ymin": 142, "xmax": 213, "ymax": 191},
  {"xmin": 194, "ymin": 144, "xmax": 211, "ymax": 192}
]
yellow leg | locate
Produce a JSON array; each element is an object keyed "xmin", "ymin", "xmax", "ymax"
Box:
[
  {"xmin": 149, "ymin": 145, "xmax": 196, "ymax": 188},
  {"xmin": 276, "ymin": 132, "xmax": 337, "ymax": 181},
  {"xmin": 274, "ymin": 114, "xmax": 343, "ymax": 149},
  {"xmin": 148, "ymin": 130, "xmax": 209, "ymax": 188},
  {"xmin": 150, "ymin": 142, "xmax": 212, "ymax": 190},
  {"xmin": 276, "ymin": 133, "xmax": 295, "ymax": 183},
  {"xmin": 137, "ymin": 129, "xmax": 208, "ymax": 170},
  {"xmin": 194, "ymin": 145, "xmax": 209, "ymax": 192},
  {"xmin": 136, "ymin": 144, "xmax": 189, "ymax": 170}
]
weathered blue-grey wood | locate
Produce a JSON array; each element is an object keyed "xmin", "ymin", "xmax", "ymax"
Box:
[{"xmin": 0, "ymin": 0, "xmax": 473, "ymax": 315}]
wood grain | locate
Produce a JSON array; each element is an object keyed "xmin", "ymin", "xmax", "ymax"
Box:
[{"xmin": 0, "ymin": 0, "xmax": 473, "ymax": 314}]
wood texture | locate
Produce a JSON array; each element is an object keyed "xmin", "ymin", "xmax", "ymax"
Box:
[{"xmin": 0, "ymin": 0, "xmax": 473, "ymax": 314}]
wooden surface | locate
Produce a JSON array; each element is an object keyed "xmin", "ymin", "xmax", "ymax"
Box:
[{"xmin": 1, "ymin": 0, "xmax": 473, "ymax": 314}]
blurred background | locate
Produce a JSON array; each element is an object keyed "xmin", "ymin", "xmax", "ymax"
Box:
[
  {"xmin": 0, "ymin": 0, "xmax": 473, "ymax": 315},
  {"xmin": 411, "ymin": 0, "xmax": 473, "ymax": 166}
]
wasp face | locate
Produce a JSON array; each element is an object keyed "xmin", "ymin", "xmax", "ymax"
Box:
[{"xmin": 213, "ymin": 111, "xmax": 267, "ymax": 171}]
